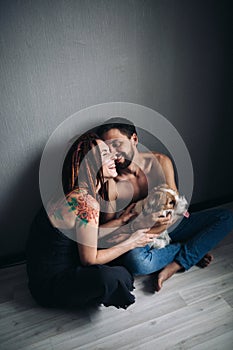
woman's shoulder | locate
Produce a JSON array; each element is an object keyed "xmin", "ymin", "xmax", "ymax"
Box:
[
  {"xmin": 66, "ymin": 188, "xmax": 99, "ymax": 208},
  {"xmin": 67, "ymin": 188, "xmax": 99, "ymax": 209},
  {"xmin": 48, "ymin": 188, "xmax": 99, "ymax": 229}
]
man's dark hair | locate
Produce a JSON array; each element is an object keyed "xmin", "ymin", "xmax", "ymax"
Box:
[{"xmin": 97, "ymin": 117, "xmax": 137, "ymax": 139}]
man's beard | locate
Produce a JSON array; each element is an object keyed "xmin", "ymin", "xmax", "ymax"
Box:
[
  {"xmin": 115, "ymin": 150, "xmax": 134, "ymax": 170},
  {"xmin": 116, "ymin": 157, "xmax": 132, "ymax": 170}
]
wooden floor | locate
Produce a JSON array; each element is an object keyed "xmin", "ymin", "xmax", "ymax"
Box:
[{"xmin": 1, "ymin": 207, "xmax": 233, "ymax": 350}]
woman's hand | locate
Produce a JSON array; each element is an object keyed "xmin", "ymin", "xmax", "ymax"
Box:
[{"xmin": 126, "ymin": 228, "xmax": 156, "ymax": 249}]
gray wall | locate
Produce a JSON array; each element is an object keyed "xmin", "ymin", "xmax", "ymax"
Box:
[{"xmin": 0, "ymin": 0, "xmax": 232, "ymax": 259}]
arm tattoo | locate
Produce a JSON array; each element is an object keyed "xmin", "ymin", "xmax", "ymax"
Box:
[
  {"xmin": 50, "ymin": 189, "xmax": 99, "ymax": 227},
  {"xmin": 73, "ymin": 194, "xmax": 99, "ymax": 227}
]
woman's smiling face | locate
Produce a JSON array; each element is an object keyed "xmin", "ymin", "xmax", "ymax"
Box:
[{"xmin": 97, "ymin": 140, "xmax": 118, "ymax": 179}]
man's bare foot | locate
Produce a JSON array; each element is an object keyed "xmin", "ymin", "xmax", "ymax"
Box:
[
  {"xmin": 155, "ymin": 261, "xmax": 182, "ymax": 292},
  {"xmin": 196, "ymin": 254, "xmax": 214, "ymax": 268}
]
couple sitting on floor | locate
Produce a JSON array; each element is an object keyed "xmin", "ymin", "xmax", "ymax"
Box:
[{"xmin": 26, "ymin": 118, "xmax": 233, "ymax": 310}]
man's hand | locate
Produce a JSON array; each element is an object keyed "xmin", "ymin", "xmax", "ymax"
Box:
[
  {"xmin": 117, "ymin": 203, "xmax": 137, "ymax": 225},
  {"xmin": 148, "ymin": 214, "xmax": 173, "ymax": 236},
  {"xmin": 130, "ymin": 212, "xmax": 172, "ymax": 233}
]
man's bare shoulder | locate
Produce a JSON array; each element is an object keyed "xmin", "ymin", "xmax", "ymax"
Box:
[
  {"xmin": 139, "ymin": 152, "xmax": 171, "ymax": 164},
  {"xmin": 151, "ymin": 152, "xmax": 177, "ymax": 190},
  {"xmin": 151, "ymin": 152, "xmax": 170, "ymax": 162}
]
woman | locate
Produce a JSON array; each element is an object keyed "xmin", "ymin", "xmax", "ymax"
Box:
[{"xmin": 26, "ymin": 132, "xmax": 154, "ymax": 309}]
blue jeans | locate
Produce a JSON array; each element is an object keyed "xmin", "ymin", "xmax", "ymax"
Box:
[{"xmin": 121, "ymin": 208, "xmax": 233, "ymax": 275}]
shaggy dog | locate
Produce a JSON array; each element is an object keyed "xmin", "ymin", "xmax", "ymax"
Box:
[{"xmin": 134, "ymin": 185, "xmax": 189, "ymax": 249}]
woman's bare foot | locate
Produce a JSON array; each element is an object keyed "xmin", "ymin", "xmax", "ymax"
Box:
[
  {"xmin": 196, "ymin": 253, "xmax": 214, "ymax": 268},
  {"xmin": 155, "ymin": 261, "xmax": 182, "ymax": 292}
]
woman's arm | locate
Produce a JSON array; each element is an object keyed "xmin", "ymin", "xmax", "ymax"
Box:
[
  {"xmin": 78, "ymin": 222, "xmax": 153, "ymax": 266},
  {"xmin": 78, "ymin": 211, "xmax": 172, "ymax": 265},
  {"xmin": 78, "ymin": 228, "xmax": 150, "ymax": 266},
  {"xmin": 72, "ymin": 194, "xmax": 153, "ymax": 266},
  {"xmin": 48, "ymin": 189, "xmax": 170, "ymax": 266}
]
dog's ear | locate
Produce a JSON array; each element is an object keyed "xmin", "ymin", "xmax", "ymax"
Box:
[
  {"xmin": 175, "ymin": 196, "xmax": 188, "ymax": 214},
  {"xmin": 144, "ymin": 189, "xmax": 166, "ymax": 214}
]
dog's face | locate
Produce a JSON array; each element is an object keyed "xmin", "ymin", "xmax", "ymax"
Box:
[
  {"xmin": 143, "ymin": 187, "xmax": 176, "ymax": 216},
  {"xmin": 142, "ymin": 185, "xmax": 188, "ymax": 218}
]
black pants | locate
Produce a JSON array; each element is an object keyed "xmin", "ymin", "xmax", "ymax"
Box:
[{"xmin": 26, "ymin": 208, "xmax": 135, "ymax": 309}]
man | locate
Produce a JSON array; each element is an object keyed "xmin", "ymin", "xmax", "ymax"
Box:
[{"xmin": 97, "ymin": 118, "xmax": 233, "ymax": 291}]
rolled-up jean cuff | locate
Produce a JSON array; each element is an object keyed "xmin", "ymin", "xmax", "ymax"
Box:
[{"xmin": 174, "ymin": 258, "xmax": 190, "ymax": 271}]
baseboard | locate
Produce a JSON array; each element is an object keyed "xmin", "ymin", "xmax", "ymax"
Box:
[
  {"xmin": 1, "ymin": 194, "xmax": 233, "ymax": 269},
  {"xmin": 0, "ymin": 253, "xmax": 26, "ymax": 269}
]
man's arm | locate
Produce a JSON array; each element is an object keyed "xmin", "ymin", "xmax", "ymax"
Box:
[
  {"xmin": 153, "ymin": 152, "xmax": 178, "ymax": 191},
  {"xmin": 98, "ymin": 203, "xmax": 136, "ymax": 238}
]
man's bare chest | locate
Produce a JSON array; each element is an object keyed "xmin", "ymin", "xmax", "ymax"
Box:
[{"xmin": 117, "ymin": 171, "xmax": 148, "ymax": 203}]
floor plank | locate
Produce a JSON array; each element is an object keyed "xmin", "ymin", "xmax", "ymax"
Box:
[{"xmin": 0, "ymin": 205, "xmax": 233, "ymax": 350}]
